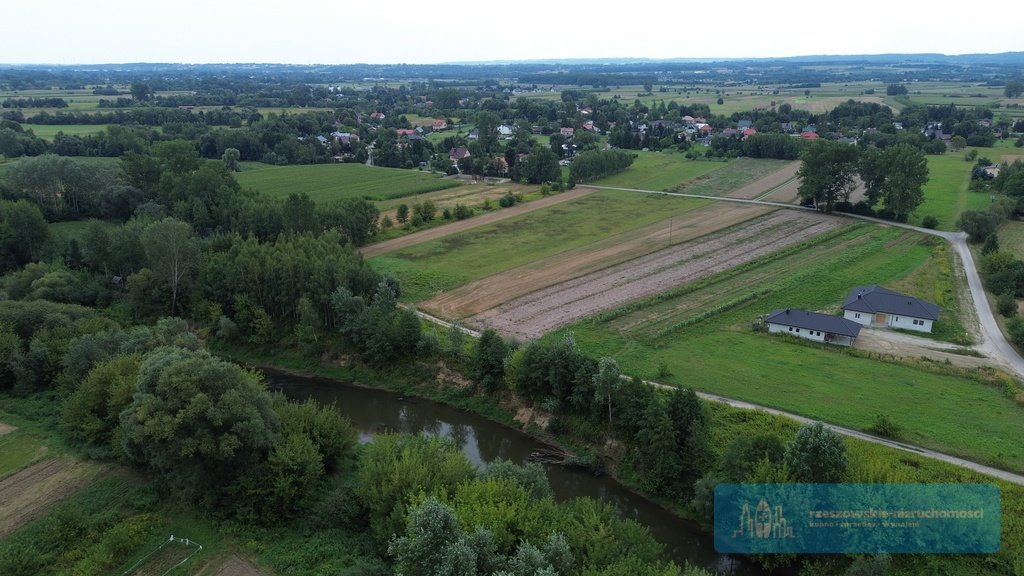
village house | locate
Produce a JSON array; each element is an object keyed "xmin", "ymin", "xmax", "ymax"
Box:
[
  {"xmin": 369, "ymin": 111, "xmax": 385, "ymax": 121},
  {"xmin": 497, "ymin": 124, "xmax": 514, "ymax": 136},
  {"xmin": 432, "ymin": 118, "xmax": 448, "ymax": 131},
  {"xmin": 841, "ymin": 285, "xmax": 940, "ymax": 333},
  {"xmin": 765, "ymin": 308, "xmax": 862, "ymax": 347},
  {"xmin": 765, "ymin": 309, "xmax": 860, "ymax": 344},
  {"xmin": 560, "ymin": 127, "xmax": 575, "ymax": 137},
  {"xmin": 449, "ymin": 147, "xmax": 471, "ymax": 162}
]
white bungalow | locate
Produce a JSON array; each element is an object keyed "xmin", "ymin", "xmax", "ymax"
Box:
[
  {"xmin": 765, "ymin": 308, "xmax": 862, "ymax": 347},
  {"xmin": 841, "ymin": 285, "xmax": 940, "ymax": 333}
]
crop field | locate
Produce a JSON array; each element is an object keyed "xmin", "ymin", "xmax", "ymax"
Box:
[
  {"xmin": 375, "ymin": 181, "xmax": 539, "ymax": 223},
  {"xmin": 234, "ymin": 162, "xmax": 460, "ymax": 202},
  {"xmin": 561, "ymin": 223, "xmax": 1024, "ymax": 471},
  {"xmin": 908, "ymin": 151, "xmax": 990, "ymax": 230},
  {"xmin": 370, "ymin": 191, "xmax": 713, "ymax": 302},
  {"xmin": 469, "ymin": 210, "xmax": 840, "ymax": 339}
]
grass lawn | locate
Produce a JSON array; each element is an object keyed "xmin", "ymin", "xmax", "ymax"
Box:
[
  {"xmin": 370, "ymin": 191, "xmax": 711, "ymax": 302},
  {"xmin": 999, "ymin": 221, "xmax": 1024, "ymax": 260},
  {"xmin": 909, "ymin": 151, "xmax": 990, "ymax": 230},
  {"xmin": 47, "ymin": 219, "xmax": 119, "ymax": 247},
  {"xmin": 564, "ymin": 224, "xmax": 1023, "ymax": 470},
  {"xmin": 235, "ymin": 162, "xmax": 460, "ymax": 202},
  {"xmin": 589, "ymin": 152, "xmax": 725, "ymax": 190},
  {"xmin": 21, "ymin": 124, "xmax": 112, "ymax": 139}
]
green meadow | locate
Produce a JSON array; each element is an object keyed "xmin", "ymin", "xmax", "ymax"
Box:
[
  {"xmin": 234, "ymin": 162, "xmax": 460, "ymax": 202},
  {"xmin": 21, "ymin": 124, "xmax": 113, "ymax": 139},
  {"xmin": 909, "ymin": 150, "xmax": 992, "ymax": 230}
]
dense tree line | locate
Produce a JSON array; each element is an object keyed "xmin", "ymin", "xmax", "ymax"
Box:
[{"xmin": 568, "ymin": 149, "xmax": 635, "ymax": 183}]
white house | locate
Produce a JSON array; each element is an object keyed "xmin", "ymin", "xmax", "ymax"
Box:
[
  {"xmin": 765, "ymin": 308, "xmax": 862, "ymax": 347},
  {"xmin": 497, "ymin": 124, "xmax": 514, "ymax": 136},
  {"xmin": 841, "ymin": 285, "xmax": 940, "ymax": 333}
]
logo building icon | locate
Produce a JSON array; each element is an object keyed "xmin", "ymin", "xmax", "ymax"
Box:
[{"xmin": 733, "ymin": 497, "xmax": 794, "ymax": 540}]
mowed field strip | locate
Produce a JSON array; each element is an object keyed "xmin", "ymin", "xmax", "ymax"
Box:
[
  {"xmin": 0, "ymin": 458, "xmax": 102, "ymax": 538},
  {"xmin": 361, "ymin": 187, "xmax": 594, "ymax": 258},
  {"xmin": 469, "ymin": 211, "xmax": 841, "ymax": 339}
]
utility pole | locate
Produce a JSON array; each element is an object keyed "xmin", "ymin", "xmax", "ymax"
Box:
[{"xmin": 668, "ymin": 216, "xmax": 673, "ymax": 246}]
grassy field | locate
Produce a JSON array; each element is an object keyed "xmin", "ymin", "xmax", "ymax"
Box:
[
  {"xmin": 999, "ymin": 221, "xmax": 1024, "ymax": 259},
  {"xmin": 591, "ymin": 154, "xmax": 789, "ymax": 194},
  {"xmin": 20, "ymin": 124, "xmax": 113, "ymax": 139},
  {"xmin": 371, "ymin": 191, "xmax": 711, "ymax": 302},
  {"xmin": 562, "ymin": 223, "xmax": 1024, "ymax": 470},
  {"xmin": 909, "ymin": 151, "xmax": 992, "ymax": 230},
  {"xmin": 234, "ymin": 162, "xmax": 461, "ymax": 202},
  {"xmin": 47, "ymin": 219, "xmax": 119, "ymax": 246}
]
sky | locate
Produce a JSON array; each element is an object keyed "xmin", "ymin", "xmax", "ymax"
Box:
[{"xmin": 3, "ymin": 0, "xmax": 1022, "ymax": 65}]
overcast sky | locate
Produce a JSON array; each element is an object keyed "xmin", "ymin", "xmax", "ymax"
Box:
[{"xmin": 3, "ymin": 0, "xmax": 1022, "ymax": 65}]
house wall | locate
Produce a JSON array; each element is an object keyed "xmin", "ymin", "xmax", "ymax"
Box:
[
  {"xmin": 889, "ymin": 315, "xmax": 933, "ymax": 333},
  {"xmin": 843, "ymin": 309, "xmax": 932, "ymax": 332},
  {"xmin": 768, "ymin": 323, "xmax": 854, "ymax": 347},
  {"xmin": 843, "ymin": 310, "xmax": 871, "ymax": 326},
  {"xmin": 767, "ymin": 323, "xmax": 826, "ymax": 343}
]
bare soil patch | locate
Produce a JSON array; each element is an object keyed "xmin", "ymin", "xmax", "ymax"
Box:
[
  {"xmin": 470, "ymin": 211, "xmax": 840, "ymax": 340},
  {"xmin": 854, "ymin": 328, "xmax": 992, "ymax": 370},
  {"xmin": 422, "ymin": 201, "xmax": 773, "ymax": 319},
  {"xmin": 0, "ymin": 422, "xmax": 15, "ymax": 435},
  {"xmin": 361, "ymin": 188, "xmax": 593, "ymax": 259},
  {"xmin": 1001, "ymin": 154, "xmax": 1024, "ymax": 165},
  {"xmin": 0, "ymin": 458, "xmax": 101, "ymax": 538},
  {"xmin": 377, "ymin": 182, "xmax": 535, "ymax": 223},
  {"xmin": 722, "ymin": 161, "xmax": 800, "ymax": 199}
]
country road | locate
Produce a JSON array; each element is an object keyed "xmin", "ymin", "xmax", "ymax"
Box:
[{"xmin": 409, "ymin": 309, "xmax": 1024, "ymax": 486}]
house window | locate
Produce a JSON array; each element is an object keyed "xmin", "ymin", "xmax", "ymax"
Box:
[
  {"xmin": 788, "ymin": 327, "xmax": 793, "ymax": 332},
  {"xmin": 796, "ymin": 329, "xmax": 800, "ymax": 333},
  {"xmin": 854, "ymin": 313, "xmax": 861, "ymax": 319}
]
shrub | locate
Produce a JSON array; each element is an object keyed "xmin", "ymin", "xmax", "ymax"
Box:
[
  {"xmin": 997, "ymin": 293, "xmax": 1019, "ymax": 318},
  {"xmin": 921, "ymin": 215, "xmax": 939, "ymax": 229},
  {"xmin": 867, "ymin": 414, "xmax": 901, "ymax": 439}
]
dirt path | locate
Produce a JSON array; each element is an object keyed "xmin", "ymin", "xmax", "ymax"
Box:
[
  {"xmin": 0, "ymin": 458, "xmax": 100, "ymax": 538},
  {"xmin": 470, "ymin": 211, "xmax": 840, "ymax": 340},
  {"xmin": 0, "ymin": 422, "xmax": 15, "ymax": 435},
  {"xmin": 360, "ymin": 188, "xmax": 594, "ymax": 259},
  {"xmin": 422, "ymin": 202, "xmax": 773, "ymax": 318},
  {"xmin": 854, "ymin": 328, "xmax": 992, "ymax": 370},
  {"xmin": 212, "ymin": 553, "xmax": 271, "ymax": 576}
]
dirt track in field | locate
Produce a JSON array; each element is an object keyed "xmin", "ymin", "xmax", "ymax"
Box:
[
  {"xmin": 469, "ymin": 211, "xmax": 840, "ymax": 340},
  {"xmin": 0, "ymin": 458, "xmax": 100, "ymax": 538},
  {"xmin": 0, "ymin": 422, "xmax": 14, "ymax": 435},
  {"xmin": 360, "ymin": 188, "xmax": 594, "ymax": 259},
  {"xmin": 421, "ymin": 201, "xmax": 774, "ymax": 319}
]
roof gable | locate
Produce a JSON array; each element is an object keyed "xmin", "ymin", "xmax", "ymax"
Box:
[
  {"xmin": 841, "ymin": 285, "xmax": 940, "ymax": 320},
  {"xmin": 765, "ymin": 309, "xmax": 862, "ymax": 338}
]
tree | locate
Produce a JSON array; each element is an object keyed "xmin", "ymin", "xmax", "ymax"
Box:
[
  {"xmin": 1005, "ymin": 80, "xmax": 1024, "ymax": 98},
  {"xmin": 719, "ymin": 434, "xmax": 786, "ymax": 482},
  {"xmin": 130, "ymin": 82, "xmax": 152, "ymax": 101},
  {"xmin": 957, "ymin": 210, "xmax": 999, "ymax": 243},
  {"xmin": 633, "ymin": 398, "xmax": 680, "ymax": 495},
  {"xmin": 950, "ymin": 135, "xmax": 967, "ymax": 151},
  {"xmin": 120, "ymin": 347, "xmax": 280, "ymax": 503},
  {"xmin": 797, "ymin": 140, "xmax": 859, "ymax": 212},
  {"xmin": 592, "ymin": 357, "xmax": 621, "ymax": 427},
  {"xmin": 0, "ymin": 200, "xmax": 49, "ymax": 273},
  {"xmin": 515, "ymin": 146, "xmax": 560, "ymax": 184},
  {"xmin": 878, "ymin": 144, "xmax": 929, "ymax": 221},
  {"xmin": 475, "ymin": 111, "xmax": 501, "ymax": 153},
  {"xmin": 61, "ymin": 354, "xmax": 141, "ymax": 456},
  {"xmin": 784, "ymin": 422, "xmax": 847, "ymax": 483},
  {"xmin": 141, "ymin": 218, "xmax": 200, "ymax": 316},
  {"xmin": 665, "ymin": 387, "xmax": 712, "ymax": 492},
  {"xmin": 474, "ymin": 328, "xmax": 508, "ymax": 393},
  {"xmin": 282, "ymin": 192, "xmax": 319, "ymax": 234},
  {"xmin": 222, "ymin": 147, "xmax": 241, "ymax": 172},
  {"xmin": 396, "ymin": 203, "xmax": 410, "ymax": 224},
  {"xmin": 389, "ymin": 497, "xmax": 477, "ymax": 576}
]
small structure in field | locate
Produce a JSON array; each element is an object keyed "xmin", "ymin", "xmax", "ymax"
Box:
[
  {"xmin": 842, "ymin": 285, "xmax": 940, "ymax": 333},
  {"xmin": 765, "ymin": 308, "xmax": 862, "ymax": 347}
]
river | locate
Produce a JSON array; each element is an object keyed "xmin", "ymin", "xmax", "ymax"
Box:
[{"xmin": 264, "ymin": 369, "xmax": 764, "ymax": 574}]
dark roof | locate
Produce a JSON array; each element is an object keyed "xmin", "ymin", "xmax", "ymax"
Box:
[
  {"xmin": 765, "ymin": 309, "xmax": 862, "ymax": 338},
  {"xmin": 842, "ymin": 285, "xmax": 940, "ymax": 320}
]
